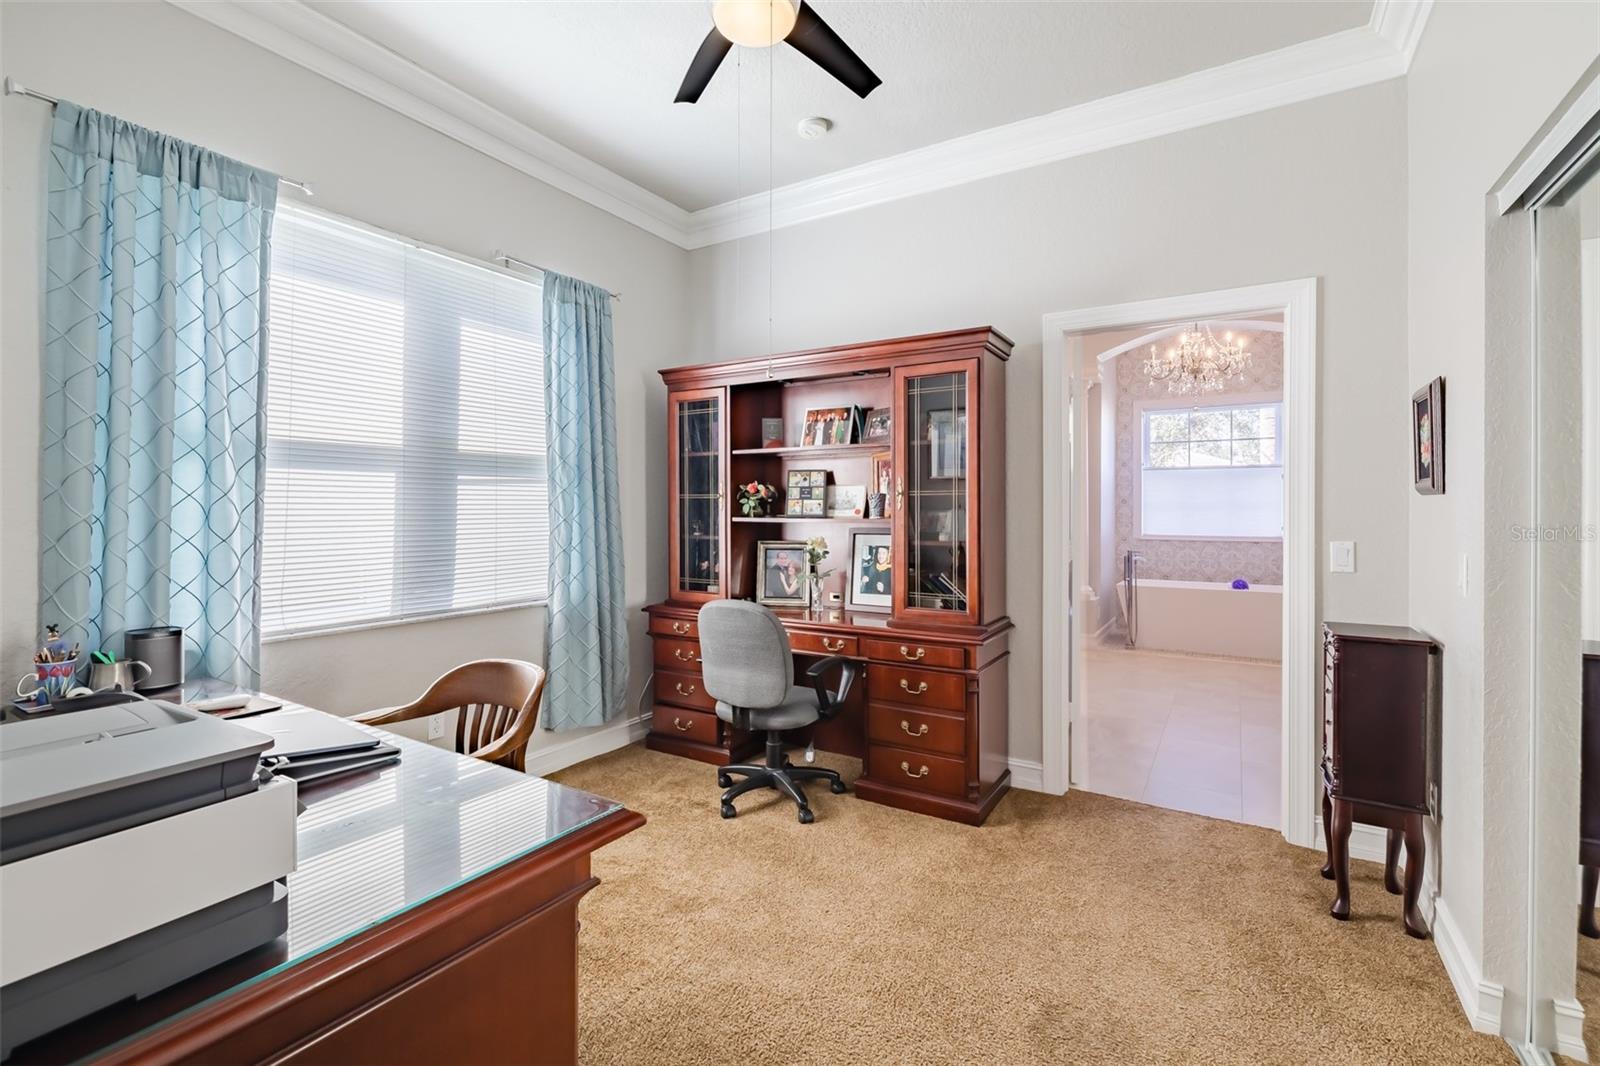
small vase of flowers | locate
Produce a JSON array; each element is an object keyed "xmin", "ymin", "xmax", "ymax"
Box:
[
  {"xmin": 804, "ymin": 536, "xmax": 832, "ymax": 613},
  {"xmin": 737, "ymin": 481, "xmax": 778, "ymax": 518}
]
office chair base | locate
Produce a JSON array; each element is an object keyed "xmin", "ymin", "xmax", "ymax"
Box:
[{"xmin": 718, "ymin": 760, "xmax": 846, "ymax": 823}]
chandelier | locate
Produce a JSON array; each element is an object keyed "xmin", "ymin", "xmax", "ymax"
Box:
[{"xmin": 1141, "ymin": 323, "xmax": 1252, "ymax": 395}]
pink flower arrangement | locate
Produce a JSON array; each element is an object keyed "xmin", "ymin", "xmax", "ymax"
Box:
[{"xmin": 737, "ymin": 481, "xmax": 778, "ymax": 517}]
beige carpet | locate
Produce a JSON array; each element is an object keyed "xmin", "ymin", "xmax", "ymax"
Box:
[{"xmin": 553, "ymin": 744, "xmax": 1512, "ymax": 1065}]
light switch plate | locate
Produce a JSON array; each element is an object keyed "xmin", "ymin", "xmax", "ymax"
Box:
[{"xmin": 1329, "ymin": 541, "xmax": 1356, "ymax": 573}]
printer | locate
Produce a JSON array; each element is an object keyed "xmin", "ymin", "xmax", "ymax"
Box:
[{"xmin": 0, "ymin": 698, "xmax": 297, "ymax": 1057}]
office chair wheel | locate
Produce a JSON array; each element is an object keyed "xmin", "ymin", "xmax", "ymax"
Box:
[
  {"xmin": 830, "ymin": 780, "xmax": 847, "ymax": 794},
  {"xmin": 717, "ymin": 773, "xmax": 732, "ymax": 788},
  {"xmin": 721, "ymin": 801, "xmax": 737, "ymax": 819},
  {"xmin": 797, "ymin": 807, "xmax": 815, "ymax": 824}
]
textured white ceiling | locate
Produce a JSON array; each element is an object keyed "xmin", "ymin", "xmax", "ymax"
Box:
[{"xmin": 306, "ymin": 0, "xmax": 1372, "ymax": 212}]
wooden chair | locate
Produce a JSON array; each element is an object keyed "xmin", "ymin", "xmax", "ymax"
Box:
[{"xmin": 355, "ymin": 659, "xmax": 547, "ymax": 772}]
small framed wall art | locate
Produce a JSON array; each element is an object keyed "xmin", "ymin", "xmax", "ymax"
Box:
[{"xmin": 1412, "ymin": 376, "xmax": 1444, "ymax": 495}]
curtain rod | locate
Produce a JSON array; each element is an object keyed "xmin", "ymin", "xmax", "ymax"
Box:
[
  {"xmin": 495, "ymin": 253, "xmax": 621, "ymax": 300},
  {"xmin": 5, "ymin": 77, "xmax": 315, "ymax": 196}
]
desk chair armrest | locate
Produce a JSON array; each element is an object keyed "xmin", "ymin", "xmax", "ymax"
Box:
[
  {"xmin": 352, "ymin": 700, "xmax": 426, "ymax": 727},
  {"xmin": 806, "ymin": 655, "xmax": 860, "ymax": 719}
]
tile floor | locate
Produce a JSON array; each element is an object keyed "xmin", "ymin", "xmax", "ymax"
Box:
[{"xmin": 1081, "ymin": 644, "xmax": 1281, "ymax": 827}]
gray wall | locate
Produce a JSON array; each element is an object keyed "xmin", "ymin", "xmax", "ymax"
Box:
[
  {"xmin": 688, "ymin": 81, "xmax": 1412, "ymax": 764},
  {"xmin": 0, "ymin": 2, "xmax": 689, "ymax": 752},
  {"xmin": 1404, "ymin": 0, "xmax": 1600, "ymax": 1012}
]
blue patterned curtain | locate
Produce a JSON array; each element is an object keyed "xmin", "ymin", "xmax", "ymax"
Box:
[
  {"xmin": 40, "ymin": 102, "xmax": 278, "ymax": 687},
  {"xmin": 542, "ymin": 273, "xmax": 628, "ymax": 731}
]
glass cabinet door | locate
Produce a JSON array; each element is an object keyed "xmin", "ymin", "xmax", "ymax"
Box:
[
  {"xmin": 670, "ymin": 389, "xmax": 726, "ymax": 600},
  {"xmin": 895, "ymin": 362, "xmax": 977, "ymax": 621}
]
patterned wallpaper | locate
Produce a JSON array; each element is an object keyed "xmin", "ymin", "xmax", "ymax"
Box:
[{"xmin": 1113, "ymin": 329, "xmax": 1285, "ymax": 585}]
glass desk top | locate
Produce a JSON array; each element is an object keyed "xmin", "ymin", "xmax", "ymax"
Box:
[{"xmin": 7, "ymin": 696, "xmax": 626, "ymax": 1063}]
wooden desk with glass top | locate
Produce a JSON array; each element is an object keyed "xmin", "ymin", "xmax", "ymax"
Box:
[{"xmin": 7, "ymin": 692, "xmax": 644, "ymax": 1066}]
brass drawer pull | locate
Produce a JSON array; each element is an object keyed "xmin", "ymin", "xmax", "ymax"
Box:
[
  {"xmin": 675, "ymin": 682, "xmax": 697, "ymax": 697},
  {"xmin": 899, "ymin": 679, "xmax": 928, "ymax": 696},
  {"xmin": 900, "ymin": 761, "xmax": 929, "ymax": 779},
  {"xmin": 822, "ymin": 637, "xmax": 846, "ymax": 652},
  {"xmin": 672, "ymin": 621, "xmax": 691, "ymax": 635},
  {"xmin": 899, "ymin": 645, "xmax": 925, "ymax": 661},
  {"xmin": 674, "ymin": 648, "xmax": 699, "ymax": 662},
  {"xmin": 900, "ymin": 720, "xmax": 929, "ymax": 738},
  {"xmin": 673, "ymin": 717, "xmax": 692, "ymax": 732}
]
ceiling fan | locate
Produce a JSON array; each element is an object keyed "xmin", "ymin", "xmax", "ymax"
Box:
[{"xmin": 675, "ymin": 0, "xmax": 882, "ymax": 104}]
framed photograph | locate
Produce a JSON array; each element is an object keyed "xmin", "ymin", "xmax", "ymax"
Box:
[
  {"xmin": 864, "ymin": 407, "xmax": 892, "ymax": 442},
  {"xmin": 1412, "ymin": 376, "xmax": 1444, "ymax": 495},
  {"xmin": 803, "ymin": 406, "xmax": 854, "ymax": 446},
  {"xmin": 785, "ymin": 469, "xmax": 828, "ymax": 515},
  {"xmin": 847, "ymin": 528, "xmax": 893, "ymax": 611},
  {"xmin": 801, "ymin": 498, "xmax": 826, "ymax": 517},
  {"xmin": 826, "ymin": 484, "xmax": 867, "ymax": 518},
  {"xmin": 870, "ymin": 452, "xmax": 893, "ymax": 517},
  {"xmin": 756, "ymin": 541, "xmax": 810, "ymax": 607},
  {"xmin": 761, "ymin": 417, "xmax": 785, "ymax": 449}
]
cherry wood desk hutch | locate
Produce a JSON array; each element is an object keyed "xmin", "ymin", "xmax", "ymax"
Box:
[{"xmin": 645, "ymin": 327, "xmax": 1013, "ymax": 825}]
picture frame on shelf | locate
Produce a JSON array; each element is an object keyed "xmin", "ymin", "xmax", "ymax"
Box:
[
  {"xmin": 847, "ymin": 528, "xmax": 893, "ymax": 611},
  {"xmin": 870, "ymin": 452, "xmax": 893, "ymax": 517},
  {"xmin": 864, "ymin": 407, "xmax": 892, "ymax": 442},
  {"xmin": 825, "ymin": 484, "xmax": 867, "ymax": 518},
  {"xmin": 926, "ymin": 410, "xmax": 968, "ymax": 479},
  {"xmin": 1412, "ymin": 376, "xmax": 1444, "ymax": 495},
  {"xmin": 802, "ymin": 406, "xmax": 855, "ymax": 446},
  {"xmin": 756, "ymin": 541, "xmax": 810, "ymax": 607},
  {"xmin": 761, "ymin": 417, "xmax": 785, "ymax": 449},
  {"xmin": 785, "ymin": 469, "xmax": 828, "ymax": 515}
]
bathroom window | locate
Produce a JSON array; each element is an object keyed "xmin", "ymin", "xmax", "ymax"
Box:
[{"xmin": 1139, "ymin": 401, "xmax": 1283, "ymax": 539}]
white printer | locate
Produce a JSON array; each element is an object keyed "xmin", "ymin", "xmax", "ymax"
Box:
[{"xmin": 0, "ymin": 698, "xmax": 298, "ymax": 1058}]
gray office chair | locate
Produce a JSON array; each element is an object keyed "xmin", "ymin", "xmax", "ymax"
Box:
[{"xmin": 697, "ymin": 600, "xmax": 859, "ymax": 823}]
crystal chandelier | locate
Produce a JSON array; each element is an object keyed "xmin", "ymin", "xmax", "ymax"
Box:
[{"xmin": 1141, "ymin": 323, "xmax": 1252, "ymax": 395}]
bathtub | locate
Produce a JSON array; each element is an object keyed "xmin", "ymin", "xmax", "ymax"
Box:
[{"xmin": 1115, "ymin": 578, "xmax": 1282, "ymax": 661}]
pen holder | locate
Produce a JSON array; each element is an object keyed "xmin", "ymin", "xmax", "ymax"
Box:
[{"xmin": 17, "ymin": 656, "xmax": 82, "ymax": 704}]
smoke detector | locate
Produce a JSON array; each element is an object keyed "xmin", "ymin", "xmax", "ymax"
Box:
[{"xmin": 797, "ymin": 116, "xmax": 833, "ymax": 140}]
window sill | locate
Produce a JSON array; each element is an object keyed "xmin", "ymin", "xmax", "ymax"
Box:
[
  {"xmin": 262, "ymin": 601, "xmax": 547, "ymax": 644},
  {"xmin": 1135, "ymin": 534, "xmax": 1283, "ymax": 543}
]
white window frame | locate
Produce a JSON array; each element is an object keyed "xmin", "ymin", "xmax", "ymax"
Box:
[
  {"xmin": 261, "ymin": 204, "xmax": 548, "ymax": 642},
  {"xmin": 1134, "ymin": 392, "xmax": 1284, "ymax": 542}
]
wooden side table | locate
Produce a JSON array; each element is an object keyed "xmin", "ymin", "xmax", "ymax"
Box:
[{"xmin": 1320, "ymin": 622, "xmax": 1439, "ymax": 939}]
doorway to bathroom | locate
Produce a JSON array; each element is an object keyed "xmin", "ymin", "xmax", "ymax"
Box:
[{"xmin": 1042, "ymin": 280, "xmax": 1318, "ymax": 844}]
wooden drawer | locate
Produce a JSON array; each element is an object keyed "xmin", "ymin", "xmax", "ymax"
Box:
[
  {"xmin": 867, "ymin": 664, "xmax": 967, "ymax": 712},
  {"xmin": 868, "ymin": 743, "xmax": 966, "ymax": 799},
  {"xmin": 653, "ymin": 638, "xmax": 703, "ymax": 673},
  {"xmin": 790, "ymin": 631, "xmax": 858, "ymax": 657},
  {"xmin": 651, "ymin": 705, "xmax": 718, "ymax": 745},
  {"xmin": 654, "ymin": 669, "xmax": 715, "ymax": 713},
  {"xmin": 861, "ymin": 637, "xmax": 965, "ymax": 670},
  {"xmin": 649, "ymin": 615, "xmax": 699, "ymax": 640},
  {"xmin": 866, "ymin": 703, "xmax": 965, "ymax": 758}
]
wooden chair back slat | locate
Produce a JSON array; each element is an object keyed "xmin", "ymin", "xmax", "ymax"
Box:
[{"xmin": 357, "ymin": 660, "xmax": 547, "ymax": 773}]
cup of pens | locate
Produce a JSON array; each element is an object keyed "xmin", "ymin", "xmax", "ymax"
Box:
[{"xmin": 18, "ymin": 654, "xmax": 82, "ymax": 705}]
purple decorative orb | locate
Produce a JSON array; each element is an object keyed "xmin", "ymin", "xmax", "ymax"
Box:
[{"xmin": 1231, "ymin": 578, "xmax": 1250, "ymax": 590}]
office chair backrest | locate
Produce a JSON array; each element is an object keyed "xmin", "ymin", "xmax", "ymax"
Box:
[{"xmin": 697, "ymin": 600, "xmax": 793, "ymax": 710}]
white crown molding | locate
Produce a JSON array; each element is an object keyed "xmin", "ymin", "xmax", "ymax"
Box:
[
  {"xmin": 166, "ymin": 0, "xmax": 695, "ymax": 248},
  {"xmin": 168, "ymin": 0, "xmax": 1432, "ymax": 251},
  {"xmin": 687, "ymin": 5, "xmax": 1432, "ymax": 247}
]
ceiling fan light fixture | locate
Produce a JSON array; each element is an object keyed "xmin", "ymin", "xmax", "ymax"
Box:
[{"xmin": 711, "ymin": 0, "xmax": 799, "ymax": 48}]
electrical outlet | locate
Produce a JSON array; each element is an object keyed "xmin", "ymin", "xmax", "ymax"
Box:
[
  {"xmin": 1329, "ymin": 541, "xmax": 1356, "ymax": 573},
  {"xmin": 427, "ymin": 715, "xmax": 445, "ymax": 741}
]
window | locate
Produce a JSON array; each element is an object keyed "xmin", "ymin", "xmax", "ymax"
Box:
[
  {"xmin": 261, "ymin": 207, "xmax": 546, "ymax": 637},
  {"xmin": 1140, "ymin": 401, "xmax": 1282, "ymax": 539}
]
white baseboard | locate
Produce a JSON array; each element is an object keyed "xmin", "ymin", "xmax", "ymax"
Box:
[
  {"xmin": 1433, "ymin": 897, "xmax": 1506, "ymax": 1035},
  {"xmin": 1555, "ymin": 997, "xmax": 1589, "ymax": 1062},
  {"xmin": 522, "ymin": 714, "xmax": 650, "ymax": 778},
  {"xmin": 1007, "ymin": 758, "xmax": 1045, "ymax": 792}
]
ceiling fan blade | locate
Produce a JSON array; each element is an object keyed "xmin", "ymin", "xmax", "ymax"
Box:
[
  {"xmin": 784, "ymin": 2, "xmax": 881, "ymax": 99},
  {"xmin": 676, "ymin": 27, "xmax": 733, "ymax": 104}
]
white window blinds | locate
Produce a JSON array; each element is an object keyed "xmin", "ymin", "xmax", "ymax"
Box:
[
  {"xmin": 1140, "ymin": 402, "xmax": 1283, "ymax": 539},
  {"xmin": 261, "ymin": 207, "xmax": 547, "ymax": 637}
]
